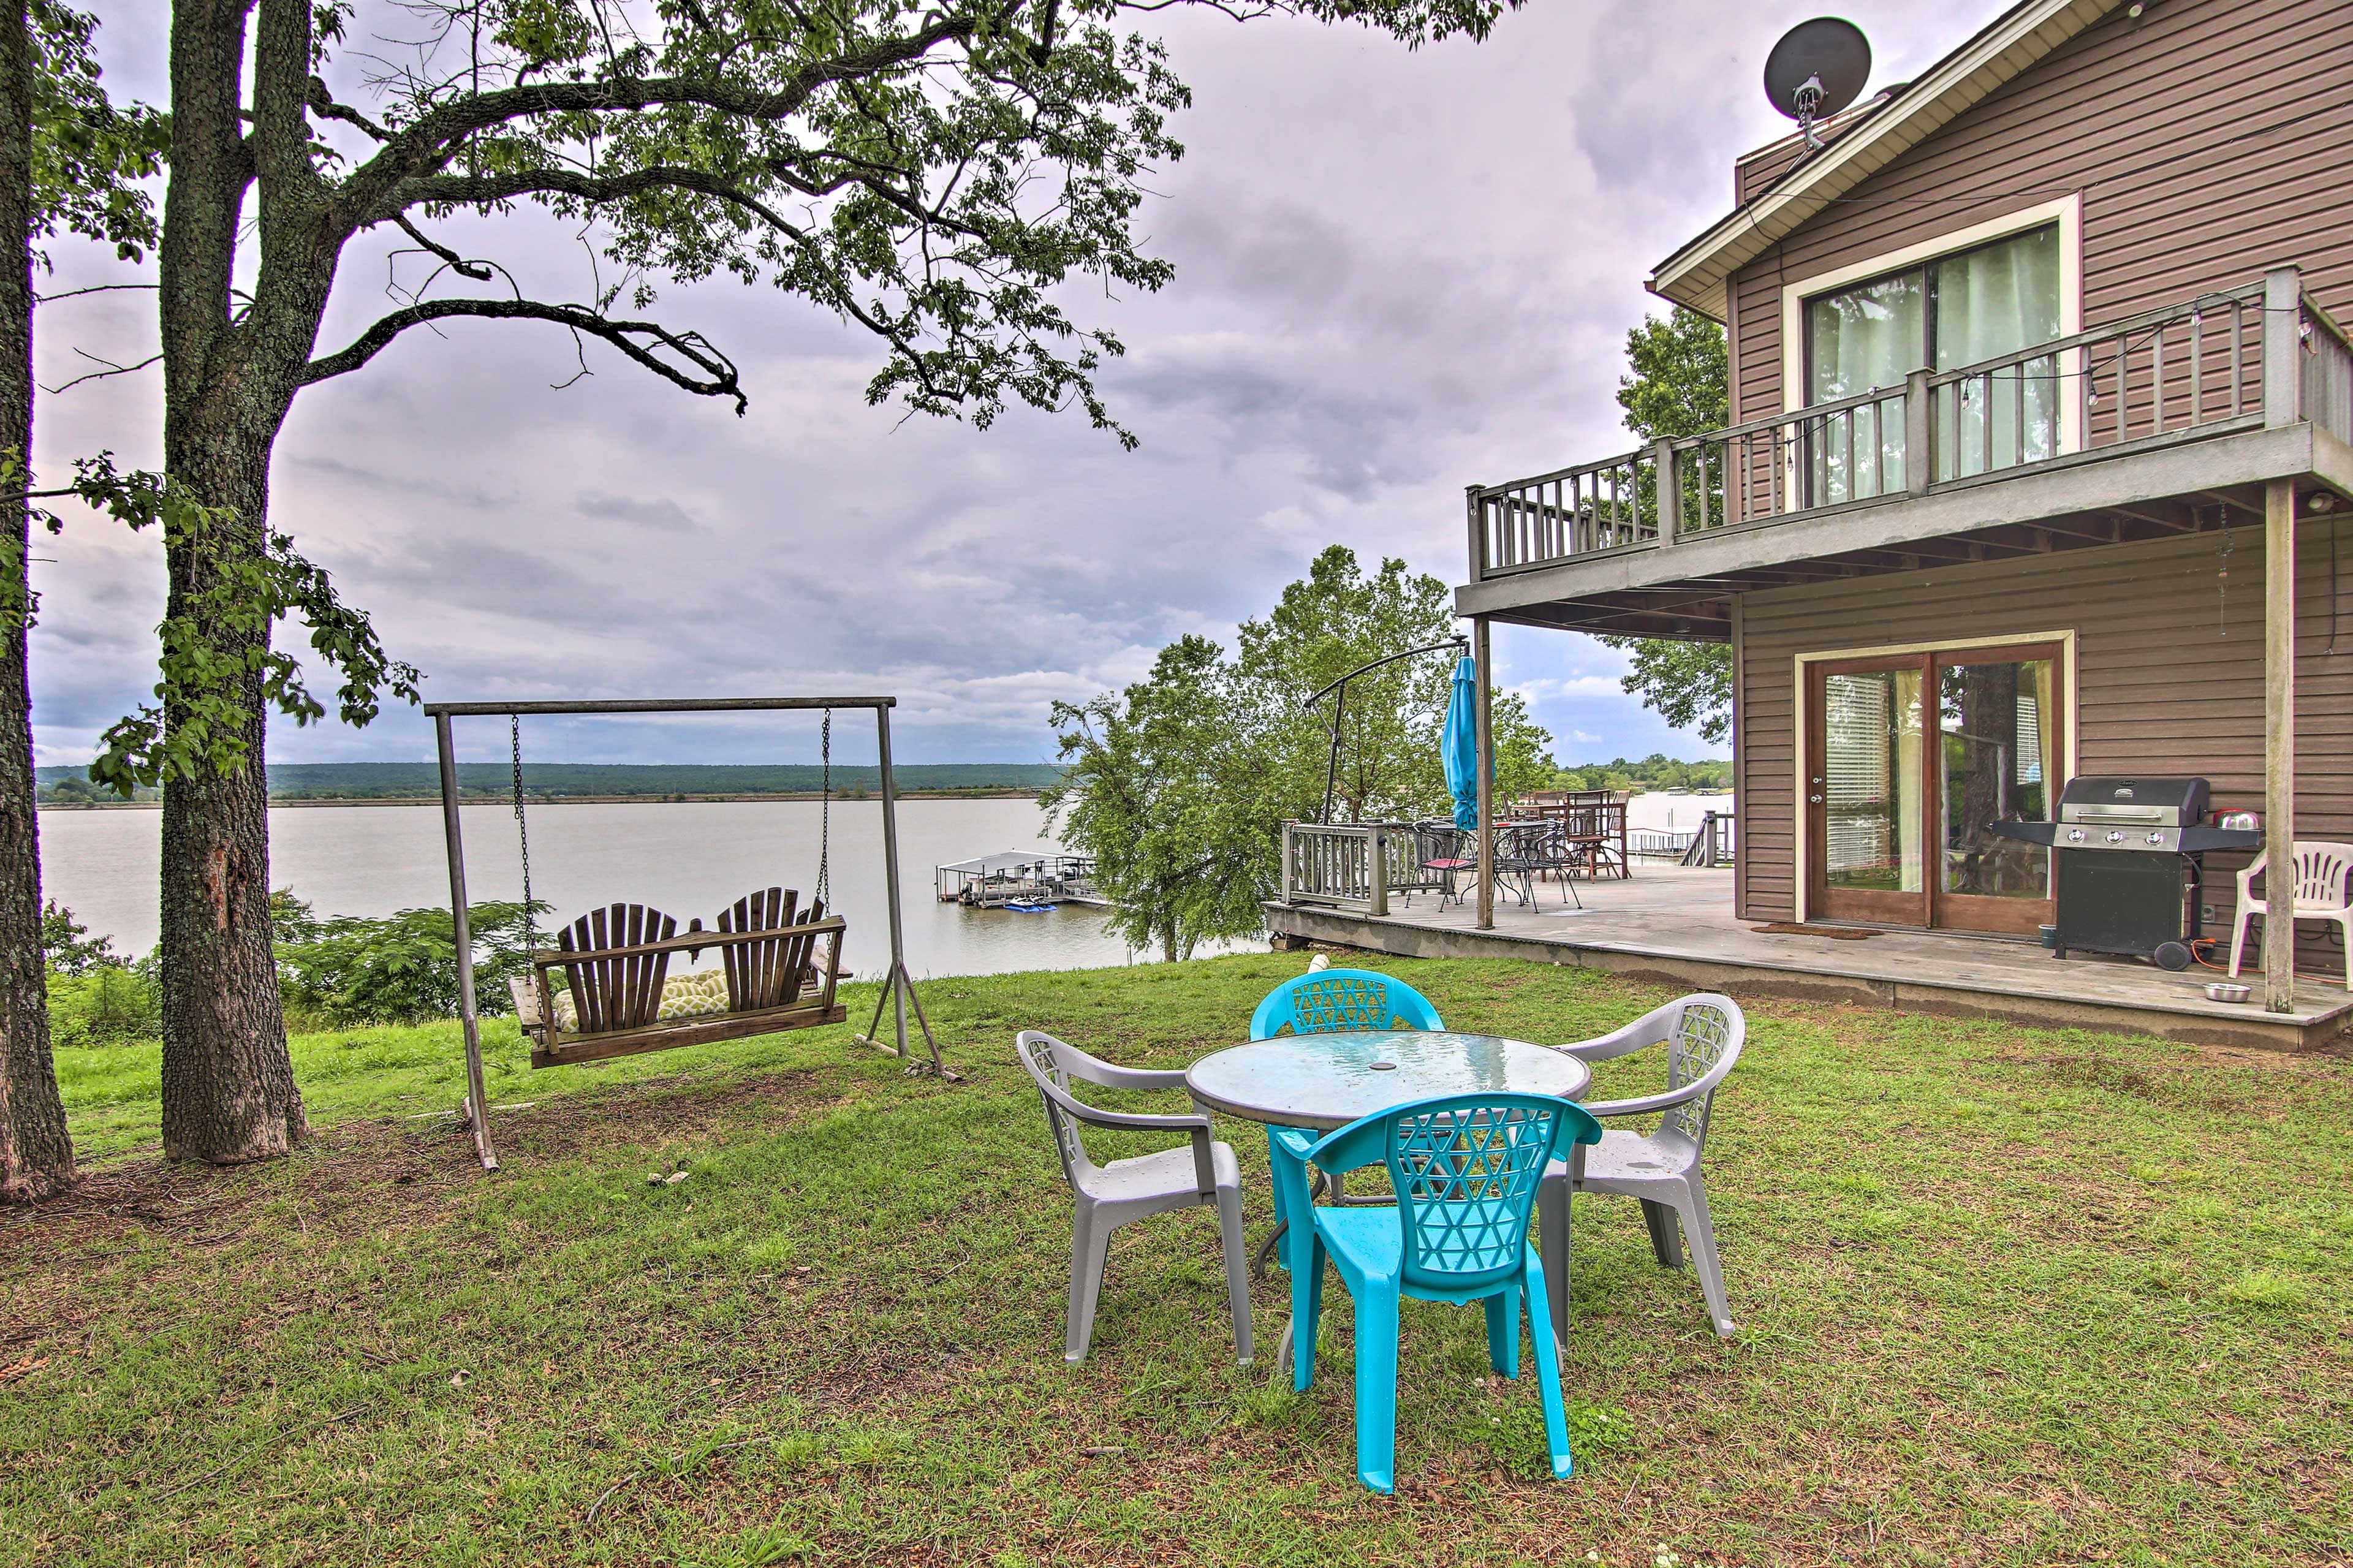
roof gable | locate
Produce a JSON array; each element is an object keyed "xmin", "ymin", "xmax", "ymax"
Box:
[{"xmin": 1649, "ymin": 0, "xmax": 2122, "ymax": 319}]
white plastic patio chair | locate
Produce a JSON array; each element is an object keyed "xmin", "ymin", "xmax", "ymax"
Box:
[
  {"xmin": 2227, "ymin": 843, "xmax": 2353, "ymax": 990},
  {"xmin": 1015, "ymin": 1030, "xmax": 1253, "ymax": 1365},
  {"xmin": 1536, "ymin": 994, "xmax": 1746, "ymax": 1341}
]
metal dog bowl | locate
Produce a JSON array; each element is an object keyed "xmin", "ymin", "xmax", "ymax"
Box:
[{"xmin": 2204, "ymin": 982, "xmax": 2251, "ymax": 1004}]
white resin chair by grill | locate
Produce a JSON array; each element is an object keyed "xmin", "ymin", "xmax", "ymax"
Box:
[
  {"xmin": 1015, "ymin": 1031, "xmax": 1253, "ymax": 1365},
  {"xmin": 1536, "ymin": 994, "xmax": 1746, "ymax": 1341},
  {"xmin": 2228, "ymin": 843, "xmax": 2353, "ymax": 991}
]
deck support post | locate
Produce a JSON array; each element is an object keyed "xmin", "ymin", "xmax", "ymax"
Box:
[
  {"xmin": 1368, "ymin": 827, "xmax": 1388, "ymax": 917},
  {"xmin": 2262, "ymin": 476, "xmax": 2298, "ymax": 1013},
  {"xmin": 1474, "ymin": 616, "xmax": 1495, "ymax": 931}
]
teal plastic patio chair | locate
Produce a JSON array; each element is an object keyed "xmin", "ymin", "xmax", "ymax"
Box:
[
  {"xmin": 1276, "ymin": 1092, "xmax": 1604, "ymax": 1493},
  {"xmin": 1249, "ymin": 969, "xmax": 1445, "ymax": 1268}
]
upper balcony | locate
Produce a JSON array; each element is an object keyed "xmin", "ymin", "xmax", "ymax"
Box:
[{"xmin": 1457, "ymin": 268, "xmax": 2353, "ymax": 638}]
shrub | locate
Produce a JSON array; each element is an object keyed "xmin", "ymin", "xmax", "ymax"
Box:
[
  {"xmin": 40, "ymin": 900, "xmax": 126, "ymax": 977},
  {"xmin": 274, "ymin": 898, "xmax": 547, "ymax": 1026},
  {"xmin": 49, "ymin": 961, "xmax": 162, "ymax": 1048}
]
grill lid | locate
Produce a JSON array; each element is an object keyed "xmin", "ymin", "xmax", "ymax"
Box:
[{"xmin": 2056, "ymin": 775, "xmax": 2211, "ymax": 828}]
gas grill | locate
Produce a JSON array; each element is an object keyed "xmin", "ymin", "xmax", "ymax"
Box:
[{"xmin": 1992, "ymin": 776, "xmax": 2261, "ymax": 969}]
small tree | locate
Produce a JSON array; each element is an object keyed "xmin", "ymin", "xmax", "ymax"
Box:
[
  {"xmin": 1235, "ymin": 545, "xmax": 1550, "ymax": 821},
  {"xmin": 1048, "ymin": 545, "xmax": 1553, "ymax": 958},
  {"xmin": 1045, "ymin": 637, "xmax": 1276, "ymax": 962},
  {"xmin": 1598, "ymin": 306, "xmax": 1733, "ymax": 744}
]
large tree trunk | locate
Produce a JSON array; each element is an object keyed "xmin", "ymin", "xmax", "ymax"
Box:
[
  {"xmin": 153, "ymin": 0, "xmax": 325, "ymax": 1164},
  {"xmin": 0, "ymin": 0, "xmax": 75, "ymax": 1202},
  {"xmin": 154, "ymin": 432, "xmax": 305, "ymax": 1164}
]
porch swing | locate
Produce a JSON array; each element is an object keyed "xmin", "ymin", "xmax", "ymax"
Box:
[
  {"xmin": 428, "ymin": 695, "xmax": 943, "ymax": 1171},
  {"xmin": 502, "ymin": 710, "xmax": 849, "ymax": 1069}
]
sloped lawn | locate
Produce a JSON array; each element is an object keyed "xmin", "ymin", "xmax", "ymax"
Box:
[{"xmin": 4, "ymin": 955, "xmax": 2349, "ymax": 1566}]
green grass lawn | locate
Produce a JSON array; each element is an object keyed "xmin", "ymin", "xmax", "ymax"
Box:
[{"xmin": 6, "ymin": 953, "xmax": 2350, "ymax": 1566}]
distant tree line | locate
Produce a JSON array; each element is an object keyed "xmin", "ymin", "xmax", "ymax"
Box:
[{"xmin": 1552, "ymin": 755, "xmax": 1732, "ymax": 793}]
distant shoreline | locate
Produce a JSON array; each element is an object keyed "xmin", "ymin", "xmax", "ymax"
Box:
[{"xmin": 39, "ymin": 789, "xmax": 1048, "ymax": 811}]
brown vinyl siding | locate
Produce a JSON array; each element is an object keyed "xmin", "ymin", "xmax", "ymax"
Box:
[
  {"xmin": 1734, "ymin": 523, "xmax": 2353, "ymax": 968},
  {"xmin": 1724, "ymin": 0, "xmax": 2353, "ymax": 431}
]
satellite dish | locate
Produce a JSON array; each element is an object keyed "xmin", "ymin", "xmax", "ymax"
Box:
[{"xmin": 1764, "ymin": 17, "xmax": 1871, "ymax": 148}]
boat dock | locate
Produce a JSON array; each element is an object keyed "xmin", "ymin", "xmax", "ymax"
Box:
[{"xmin": 936, "ymin": 852, "xmax": 1108, "ymax": 909}]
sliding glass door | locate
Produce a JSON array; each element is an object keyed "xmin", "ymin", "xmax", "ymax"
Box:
[{"xmin": 1807, "ymin": 643, "xmax": 2062, "ymax": 932}]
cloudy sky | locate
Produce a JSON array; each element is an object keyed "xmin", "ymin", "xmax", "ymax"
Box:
[{"xmin": 28, "ymin": 1, "xmax": 1988, "ymax": 770}]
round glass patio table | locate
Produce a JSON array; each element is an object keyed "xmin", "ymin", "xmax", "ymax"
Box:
[
  {"xmin": 1188, "ymin": 1029, "xmax": 1591, "ymax": 1377},
  {"xmin": 1186, "ymin": 1029, "xmax": 1592, "ymax": 1132}
]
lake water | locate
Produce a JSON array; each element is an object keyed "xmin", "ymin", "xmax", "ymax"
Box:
[{"xmin": 35, "ymin": 792, "xmax": 1731, "ymax": 980}]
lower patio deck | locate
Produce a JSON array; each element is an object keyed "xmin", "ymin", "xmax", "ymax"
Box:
[{"xmin": 1264, "ymin": 866, "xmax": 2353, "ymax": 1053}]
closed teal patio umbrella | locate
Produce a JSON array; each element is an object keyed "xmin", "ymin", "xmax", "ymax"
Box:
[{"xmin": 1442, "ymin": 653, "xmax": 1479, "ymax": 829}]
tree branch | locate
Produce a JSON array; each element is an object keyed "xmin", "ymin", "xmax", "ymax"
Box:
[
  {"xmin": 299, "ymin": 298, "xmax": 745, "ymax": 412},
  {"xmin": 379, "ymin": 163, "xmax": 966, "ymax": 407},
  {"xmin": 34, "ymin": 282, "xmax": 161, "ymax": 304},
  {"xmin": 395, "ymin": 154, "xmax": 979, "ymax": 245},
  {"xmin": 40, "ymin": 349, "xmax": 164, "ymax": 395},
  {"xmin": 305, "ymin": 74, "xmax": 392, "ymax": 142},
  {"xmin": 390, "ymin": 216, "xmax": 493, "ymax": 281},
  {"xmin": 335, "ymin": 18, "xmax": 980, "ymax": 230}
]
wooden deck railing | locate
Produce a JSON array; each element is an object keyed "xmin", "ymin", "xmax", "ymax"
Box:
[
  {"xmin": 2303, "ymin": 291, "xmax": 2353, "ymax": 448},
  {"xmin": 1279, "ymin": 822, "xmax": 1426, "ymax": 915},
  {"xmin": 1468, "ymin": 267, "xmax": 2351, "ymax": 580}
]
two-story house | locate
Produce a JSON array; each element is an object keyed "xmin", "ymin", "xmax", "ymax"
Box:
[{"xmin": 1271, "ymin": 0, "xmax": 2353, "ymax": 1051}]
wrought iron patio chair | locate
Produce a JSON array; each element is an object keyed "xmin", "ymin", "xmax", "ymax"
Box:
[
  {"xmin": 1414, "ymin": 823, "xmax": 1477, "ymax": 910},
  {"xmin": 1495, "ymin": 822, "xmax": 1583, "ymax": 911},
  {"xmin": 1016, "ymin": 1031, "xmax": 1253, "ymax": 1365},
  {"xmin": 1536, "ymin": 993, "xmax": 1746, "ymax": 1341},
  {"xmin": 1278, "ymin": 1091, "xmax": 1604, "ymax": 1492}
]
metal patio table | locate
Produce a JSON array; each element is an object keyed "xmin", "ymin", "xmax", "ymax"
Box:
[{"xmin": 1186, "ymin": 1030, "xmax": 1592, "ymax": 1373}]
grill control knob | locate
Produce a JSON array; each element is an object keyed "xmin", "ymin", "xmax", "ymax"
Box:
[
  {"xmin": 2066, "ymin": 828, "xmax": 2085, "ymax": 843},
  {"xmin": 2146, "ymin": 831, "xmax": 2165, "ymax": 846},
  {"xmin": 2106, "ymin": 830, "xmax": 2124, "ymax": 843}
]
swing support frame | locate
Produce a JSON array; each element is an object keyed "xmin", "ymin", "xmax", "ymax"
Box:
[{"xmin": 426, "ymin": 695, "xmax": 941, "ymax": 1172}]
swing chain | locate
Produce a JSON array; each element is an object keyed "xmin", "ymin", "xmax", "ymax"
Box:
[
  {"xmin": 816, "ymin": 708, "xmax": 832, "ymax": 911},
  {"xmin": 512, "ymin": 716, "xmax": 536, "ymax": 952}
]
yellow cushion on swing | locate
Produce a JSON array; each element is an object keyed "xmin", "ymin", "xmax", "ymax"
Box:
[{"xmin": 548, "ymin": 969, "xmax": 733, "ymax": 1034}]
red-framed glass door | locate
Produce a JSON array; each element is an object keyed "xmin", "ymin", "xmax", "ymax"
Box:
[{"xmin": 1807, "ymin": 642, "xmax": 2063, "ymax": 933}]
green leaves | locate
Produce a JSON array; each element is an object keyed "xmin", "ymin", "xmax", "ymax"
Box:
[
  {"xmin": 20, "ymin": 455, "xmax": 423, "ymax": 797},
  {"xmin": 1045, "ymin": 544, "xmax": 1553, "ymax": 958},
  {"xmin": 1596, "ymin": 640, "xmax": 1731, "ymax": 748},
  {"xmin": 1601, "ymin": 306, "xmax": 1734, "ymax": 741},
  {"xmin": 1616, "ymin": 305, "xmax": 1729, "ymax": 442},
  {"xmin": 308, "ymin": 1, "xmax": 1519, "ymax": 439},
  {"xmin": 27, "ymin": 0, "xmax": 165, "ymax": 268},
  {"xmin": 273, "ymin": 898, "xmax": 551, "ymax": 1026}
]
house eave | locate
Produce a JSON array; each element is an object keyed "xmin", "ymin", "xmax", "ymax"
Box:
[{"xmin": 1645, "ymin": 0, "xmax": 2123, "ymax": 320}]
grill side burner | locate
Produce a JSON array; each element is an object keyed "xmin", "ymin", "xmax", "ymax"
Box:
[{"xmin": 1992, "ymin": 776, "xmax": 2261, "ymax": 969}]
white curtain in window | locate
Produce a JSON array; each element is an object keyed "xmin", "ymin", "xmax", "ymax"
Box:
[
  {"xmin": 1807, "ymin": 272, "xmax": 1921, "ymax": 501},
  {"xmin": 1933, "ymin": 227, "xmax": 2061, "ymax": 476}
]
